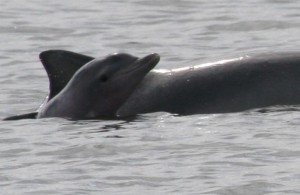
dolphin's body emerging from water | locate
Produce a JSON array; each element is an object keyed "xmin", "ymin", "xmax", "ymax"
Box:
[{"xmin": 4, "ymin": 50, "xmax": 300, "ymax": 120}]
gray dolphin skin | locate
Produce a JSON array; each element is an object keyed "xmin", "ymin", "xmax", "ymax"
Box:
[
  {"xmin": 4, "ymin": 50, "xmax": 300, "ymax": 120},
  {"xmin": 119, "ymin": 52, "xmax": 300, "ymax": 116},
  {"xmin": 37, "ymin": 52, "xmax": 160, "ymax": 120}
]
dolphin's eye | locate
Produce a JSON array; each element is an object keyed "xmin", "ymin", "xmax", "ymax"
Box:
[{"xmin": 99, "ymin": 74, "xmax": 108, "ymax": 83}]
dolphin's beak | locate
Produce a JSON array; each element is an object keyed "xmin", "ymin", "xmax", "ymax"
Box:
[
  {"xmin": 140, "ymin": 53, "xmax": 160, "ymax": 71},
  {"xmin": 120, "ymin": 53, "xmax": 160, "ymax": 76}
]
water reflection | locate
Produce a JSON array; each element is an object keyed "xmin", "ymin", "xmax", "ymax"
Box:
[{"xmin": 59, "ymin": 115, "xmax": 141, "ymax": 135}]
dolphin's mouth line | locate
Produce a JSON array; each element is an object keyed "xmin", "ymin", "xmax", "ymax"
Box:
[{"xmin": 117, "ymin": 53, "xmax": 160, "ymax": 76}]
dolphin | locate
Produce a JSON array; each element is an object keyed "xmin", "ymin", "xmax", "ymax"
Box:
[
  {"xmin": 4, "ymin": 50, "xmax": 300, "ymax": 120},
  {"xmin": 122, "ymin": 52, "xmax": 300, "ymax": 115},
  {"xmin": 4, "ymin": 50, "xmax": 159, "ymax": 120}
]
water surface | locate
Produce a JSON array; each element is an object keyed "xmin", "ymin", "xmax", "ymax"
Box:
[{"xmin": 1, "ymin": 0, "xmax": 300, "ymax": 194}]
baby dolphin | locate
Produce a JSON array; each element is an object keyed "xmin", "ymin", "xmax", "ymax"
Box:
[{"xmin": 37, "ymin": 52, "xmax": 160, "ymax": 119}]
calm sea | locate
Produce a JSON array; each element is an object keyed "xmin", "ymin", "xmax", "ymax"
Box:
[{"xmin": 1, "ymin": 0, "xmax": 300, "ymax": 194}]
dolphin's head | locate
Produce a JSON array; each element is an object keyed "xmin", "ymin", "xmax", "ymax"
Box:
[{"xmin": 38, "ymin": 53, "xmax": 160, "ymax": 119}]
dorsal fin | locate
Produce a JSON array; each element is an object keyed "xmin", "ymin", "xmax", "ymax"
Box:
[{"xmin": 40, "ymin": 50, "xmax": 94, "ymax": 99}]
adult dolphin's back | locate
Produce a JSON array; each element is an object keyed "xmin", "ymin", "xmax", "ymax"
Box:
[
  {"xmin": 117, "ymin": 52, "xmax": 300, "ymax": 116},
  {"xmin": 40, "ymin": 50, "xmax": 94, "ymax": 99},
  {"xmin": 3, "ymin": 50, "xmax": 95, "ymax": 120}
]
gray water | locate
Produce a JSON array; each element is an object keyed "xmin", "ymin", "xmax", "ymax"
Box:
[{"xmin": 1, "ymin": 0, "xmax": 300, "ymax": 194}]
